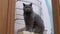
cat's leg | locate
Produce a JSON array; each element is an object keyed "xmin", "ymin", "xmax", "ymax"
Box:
[
  {"xmin": 28, "ymin": 21, "xmax": 34, "ymax": 32},
  {"xmin": 38, "ymin": 31, "xmax": 44, "ymax": 34},
  {"xmin": 25, "ymin": 22, "xmax": 29, "ymax": 31},
  {"xmin": 39, "ymin": 32, "xmax": 43, "ymax": 34},
  {"xmin": 33, "ymin": 24, "xmax": 38, "ymax": 33},
  {"xmin": 38, "ymin": 27, "xmax": 44, "ymax": 34},
  {"xmin": 25, "ymin": 25, "xmax": 29, "ymax": 31},
  {"xmin": 28, "ymin": 24, "xmax": 34, "ymax": 32}
]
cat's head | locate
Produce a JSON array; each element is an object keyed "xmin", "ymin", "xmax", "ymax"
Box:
[{"xmin": 23, "ymin": 3, "xmax": 32, "ymax": 13}]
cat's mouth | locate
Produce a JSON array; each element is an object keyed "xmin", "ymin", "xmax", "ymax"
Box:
[
  {"xmin": 25, "ymin": 11, "xmax": 31, "ymax": 14},
  {"xmin": 24, "ymin": 10, "xmax": 32, "ymax": 13}
]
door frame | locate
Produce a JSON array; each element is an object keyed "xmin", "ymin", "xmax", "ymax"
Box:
[
  {"xmin": 0, "ymin": 0, "xmax": 8, "ymax": 34},
  {"xmin": 52, "ymin": 0, "xmax": 60, "ymax": 34},
  {"xmin": 7, "ymin": 0, "xmax": 15, "ymax": 34},
  {"xmin": 7, "ymin": 0, "xmax": 60, "ymax": 34}
]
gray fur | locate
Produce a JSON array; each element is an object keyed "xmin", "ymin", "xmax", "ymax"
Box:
[{"xmin": 23, "ymin": 3, "xmax": 44, "ymax": 34}]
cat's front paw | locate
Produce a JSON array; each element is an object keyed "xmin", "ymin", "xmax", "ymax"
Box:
[{"xmin": 29, "ymin": 29, "xmax": 33, "ymax": 32}]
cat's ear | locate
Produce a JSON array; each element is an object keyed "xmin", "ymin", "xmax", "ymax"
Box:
[
  {"xmin": 23, "ymin": 3, "xmax": 25, "ymax": 6},
  {"xmin": 30, "ymin": 3, "xmax": 32, "ymax": 6}
]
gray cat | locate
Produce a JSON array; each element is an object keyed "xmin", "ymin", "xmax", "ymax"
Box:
[{"xmin": 23, "ymin": 3, "xmax": 45, "ymax": 34}]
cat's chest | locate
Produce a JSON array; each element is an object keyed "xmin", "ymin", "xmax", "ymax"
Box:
[{"xmin": 24, "ymin": 15, "xmax": 34, "ymax": 20}]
